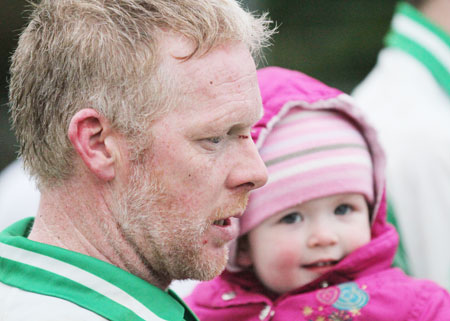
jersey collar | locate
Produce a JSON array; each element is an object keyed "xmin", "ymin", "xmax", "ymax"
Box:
[
  {"xmin": 385, "ymin": 2, "xmax": 450, "ymax": 96},
  {"xmin": 0, "ymin": 218, "xmax": 198, "ymax": 321}
]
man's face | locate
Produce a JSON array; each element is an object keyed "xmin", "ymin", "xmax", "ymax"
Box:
[{"xmin": 114, "ymin": 38, "xmax": 268, "ymax": 284}]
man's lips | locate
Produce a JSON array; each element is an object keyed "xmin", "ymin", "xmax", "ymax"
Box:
[
  {"xmin": 213, "ymin": 217, "xmax": 232, "ymax": 227},
  {"xmin": 209, "ymin": 217, "xmax": 239, "ymax": 244},
  {"xmin": 213, "ymin": 213, "xmax": 243, "ymax": 227}
]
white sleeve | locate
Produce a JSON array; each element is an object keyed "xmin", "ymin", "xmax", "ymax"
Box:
[{"xmin": 386, "ymin": 129, "xmax": 450, "ymax": 290}]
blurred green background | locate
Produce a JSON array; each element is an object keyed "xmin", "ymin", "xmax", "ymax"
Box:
[{"xmin": 0, "ymin": 0, "xmax": 397, "ymax": 172}]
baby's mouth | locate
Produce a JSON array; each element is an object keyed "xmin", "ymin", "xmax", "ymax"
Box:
[{"xmin": 303, "ymin": 260, "xmax": 339, "ymax": 269}]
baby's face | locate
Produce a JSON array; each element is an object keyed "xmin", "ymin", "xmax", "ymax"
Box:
[{"xmin": 240, "ymin": 193, "xmax": 371, "ymax": 294}]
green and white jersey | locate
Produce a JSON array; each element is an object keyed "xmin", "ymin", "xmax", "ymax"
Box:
[
  {"xmin": 0, "ymin": 218, "xmax": 199, "ymax": 321},
  {"xmin": 353, "ymin": 2, "xmax": 450, "ymax": 290},
  {"xmin": 385, "ymin": 2, "xmax": 450, "ymax": 96}
]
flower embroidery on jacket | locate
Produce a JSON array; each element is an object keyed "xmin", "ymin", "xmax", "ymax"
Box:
[
  {"xmin": 302, "ymin": 282, "xmax": 369, "ymax": 320},
  {"xmin": 332, "ymin": 282, "xmax": 369, "ymax": 311}
]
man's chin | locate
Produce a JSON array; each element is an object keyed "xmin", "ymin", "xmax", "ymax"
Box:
[{"xmin": 179, "ymin": 246, "xmax": 229, "ymax": 281}]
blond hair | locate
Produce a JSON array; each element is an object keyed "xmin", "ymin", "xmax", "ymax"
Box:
[{"xmin": 9, "ymin": 0, "xmax": 273, "ymax": 187}]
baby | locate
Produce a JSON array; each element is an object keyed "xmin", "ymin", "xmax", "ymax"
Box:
[{"xmin": 186, "ymin": 67, "xmax": 450, "ymax": 320}]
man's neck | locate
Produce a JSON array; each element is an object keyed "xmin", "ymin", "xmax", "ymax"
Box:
[{"xmin": 28, "ymin": 181, "xmax": 172, "ymax": 290}]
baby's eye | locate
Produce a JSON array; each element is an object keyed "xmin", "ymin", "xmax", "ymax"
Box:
[
  {"xmin": 279, "ymin": 212, "xmax": 302, "ymax": 224},
  {"xmin": 334, "ymin": 204, "xmax": 352, "ymax": 215}
]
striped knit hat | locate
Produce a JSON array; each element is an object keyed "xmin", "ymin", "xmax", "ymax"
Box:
[{"xmin": 240, "ymin": 107, "xmax": 374, "ymax": 236}]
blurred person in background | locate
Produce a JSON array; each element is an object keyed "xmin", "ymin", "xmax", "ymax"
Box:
[
  {"xmin": 0, "ymin": 0, "xmax": 272, "ymax": 319},
  {"xmin": 0, "ymin": 160, "xmax": 39, "ymax": 229},
  {"xmin": 353, "ymin": 0, "xmax": 450, "ymax": 290}
]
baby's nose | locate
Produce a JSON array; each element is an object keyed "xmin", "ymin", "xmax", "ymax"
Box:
[{"xmin": 307, "ymin": 226, "xmax": 338, "ymax": 248}]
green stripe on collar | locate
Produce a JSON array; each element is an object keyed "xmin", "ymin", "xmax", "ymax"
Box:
[
  {"xmin": 386, "ymin": 32, "xmax": 450, "ymax": 96},
  {"xmin": 0, "ymin": 218, "xmax": 197, "ymax": 321},
  {"xmin": 395, "ymin": 2, "xmax": 450, "ymax": 47},
  {"xmin": 385, "ymin": 2, "xmax": 450, "ymax": 96},
  {"xmin": 0, "ymin": 252, "xmax": 141, "ymax": 320}
]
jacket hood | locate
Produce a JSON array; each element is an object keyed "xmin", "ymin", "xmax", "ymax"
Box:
[{"xmin": 227, "ymin": 66, "xmax": 393, "ymax": 273}]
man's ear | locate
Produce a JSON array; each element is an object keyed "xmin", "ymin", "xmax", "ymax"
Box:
[
  {"xmin": 236, "ymin": 235, "xmax": 253, "ymax": 268},
  {"xmin": 68, "ymin": 108, "xmax": 117, "ymax": 181}
]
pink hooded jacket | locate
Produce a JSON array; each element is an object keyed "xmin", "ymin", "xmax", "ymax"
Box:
[{"xmin": 185, "ymin": 67, "xmax": 450, "ymax": 320}]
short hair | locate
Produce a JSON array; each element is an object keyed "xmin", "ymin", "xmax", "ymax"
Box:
[{"xmin": 9, "ymin": 0, "xmax": 274, "ymax": 187}]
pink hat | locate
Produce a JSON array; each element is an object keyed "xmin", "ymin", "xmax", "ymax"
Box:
[{"xmin": 240, "ymin": 107, "xmax": 374, "ymax": 236}]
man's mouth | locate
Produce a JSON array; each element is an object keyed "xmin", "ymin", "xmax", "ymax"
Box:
[{"xmin": 213, "ymin": 218, "xmax": 231, "ymax": 227}]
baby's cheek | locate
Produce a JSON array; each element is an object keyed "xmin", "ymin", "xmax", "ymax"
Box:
[
  {"xmin": 271, "ymin": 246, "xmax": 300, "ymax": 269},
  {"xmin": 260, "ymin": 246, "xmax": 301, "ymax": 292},
  {"xmin": 346, "ymin": 232, "xmax": 371, "ymax": 252}
]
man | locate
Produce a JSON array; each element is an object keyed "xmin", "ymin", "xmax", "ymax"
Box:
[
  {"xmin": 353, "ymin": 0, "xmax": 450, "ymax": 290},
  {"xmin": 0, "ymin": 0, "xmax": 272, "ymax": 319}
]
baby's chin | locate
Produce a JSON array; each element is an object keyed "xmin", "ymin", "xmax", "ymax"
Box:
[{"xmin": 269, "ymin": 269, "xmax": 335, "ymax": 295}]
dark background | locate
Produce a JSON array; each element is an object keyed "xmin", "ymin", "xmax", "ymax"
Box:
[{"xmin": 0, "ymin": 0, "xmax": 397, "ymax": 172}]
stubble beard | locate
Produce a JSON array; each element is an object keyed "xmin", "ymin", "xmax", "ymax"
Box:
[{"xmin": 109, "ymin": 161, "xmax": 248, "ymax": 284}]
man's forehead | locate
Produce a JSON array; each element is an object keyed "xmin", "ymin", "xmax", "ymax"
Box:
[
  {"xmin": 160, "ymin": 33, "xmax": 256, "ymax": 89},
  {"xmin": 157, "ymin": 32, "xmax": 261, "ymax": 125}
]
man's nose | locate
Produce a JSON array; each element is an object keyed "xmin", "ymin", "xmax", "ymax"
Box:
[{"xmin": 226, "ymin": 138, "xmax": 268, "ymax": 191}]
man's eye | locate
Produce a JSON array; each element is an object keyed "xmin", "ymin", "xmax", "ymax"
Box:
[
  {"xmin": 206, "ymin": 137, "xmax": 222, "ymax": 144},
  {"xmin": 334, "ymin": 204, "xmax": 352, "ymax": 215},
  {"xmin": 279, "ymin": 212, "xmax": 302, "ymax": 224}
]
